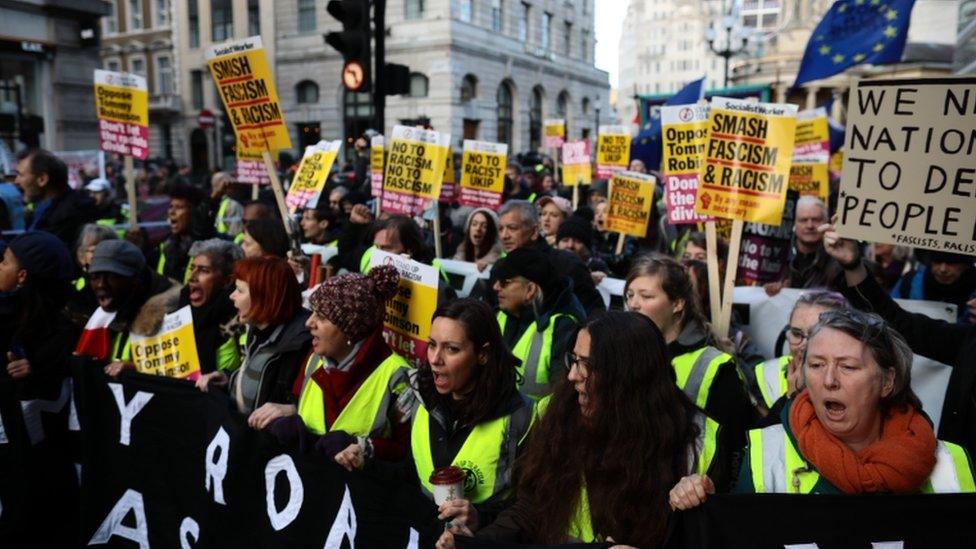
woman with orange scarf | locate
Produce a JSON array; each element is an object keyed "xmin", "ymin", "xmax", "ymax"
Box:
[{"xmin": 670, "ymin": 308, "xmax": 974, "ymax": 506}]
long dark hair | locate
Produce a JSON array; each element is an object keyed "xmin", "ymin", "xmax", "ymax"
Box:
[
  {"xmin": 462, "ymin": 210, "xmax": 498, "ymax": 262},
  {"xmin": 516, "ymin": 312, "xmax": 701, "ymax": 546},
  {"xmin": 415, "ymin": 298, "xmax": 521, "ymax": 426}
]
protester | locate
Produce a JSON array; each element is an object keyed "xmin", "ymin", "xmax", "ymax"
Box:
[
  {"xmin": 66, "ymin": 224, "xmax": 118, "ymax": 322},
  {"xmin": 196, "ymin": 257, "xmax": 310, "ymax": 425},
  {"xmin": 180, "ymin": 239, "xmax": 243, "ymax": 374},
  {"xmin": 441, "ymin": 312, "xmax": 727, "ymax": 547},
  {"xmin": 241, "ymin": 217, "xmax": 290, "ymax": 259},
  {"xmin": 299, "ymin": 202, "xmax": 341, "ymax": 246},
  {"xmin": 625, "ymin": 254, "xmax": 755, "ymax": 448},
  {"xmin": 269, "ymin": 265, "xmax": 415, "ymax": 468},
  {"xmin": 491, "ymin": 248, "xmax": 581, "ymax": 401},
  {"xmin": 671, "ymin": 309, "xmax": 974, "ymax": 506},
  {"xmin": 556, "ymin": 214, "xmax": 610, "ymax": 283},
  {"xmin": 0, "ymin": 171, "xmax": 24, "ymax": 231},
  {"xmin": 16, "ymin": 148, "xmax": 96, "ymax": 247},
  {"xmin": 328, "ymin": 185, "xmax": 349, "ymax": 214},
  {"xmin": 154, "ymin": 183, "xmax": 211, "ymax": 283},
  {"xmin": 75, "ymin": 240, "xmax": 177, "ymax": 374},
  {"xmin": 85, "ymin": 178, "xmax": 125, "ymax": 228},
  {"xmin": 211, "ymin": 171, "xmax": 243, "ymax": 237},
  {"xmin": 765, "ymin": 196, "xmax": 841, "ymax": 295},
  {"xmin": 537, "ymin": 196, "xmax": 572, "ymax": 246},
  {"xmin": 821, "ymin": 221, "xmax": 976, "ymax": 458},
  {"xmin": 414, "ymin": 299, "xmax": 532, "ymax": 533},
  {"xmin": 866, "ymin": 242, "xmax": 910, "ymax": 292},
  {"xmin": 891, "ymin": 251, "xmax": 975, "ymax": 323},
  {"xmin": 536, "ymin": 172, "xmax": 557, "ymax": 199},
  {"xmin": 452, "ymin": 208, "xmax": 502, "ymax": 270},
  {"xmin": 497, "ymin": 200, "xmax": 602, "ymax": 314}
]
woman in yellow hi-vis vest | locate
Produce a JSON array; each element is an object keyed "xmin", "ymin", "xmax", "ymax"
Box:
[
  {"xmin": 624, "ymin": 255, "xmax": 756, "ymax": 450},
  {"xmin": 412, "ymin": 299, "xmax": 532, "ymax": 540},
  {"xmin": 437, "ymin": 312, "xmax": 729, "ymax": 548},
  {"xmin": 670, "ymin": 309, "xmax": 974, "ymax": 511},
  {"xmin": 265, "ymin": 265, "xmax": 416, "ymax": 467}
]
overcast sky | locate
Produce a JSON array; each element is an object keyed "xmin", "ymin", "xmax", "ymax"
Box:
[{"xmin": 594, "ymin": 0, "xmax": 623, "ymax": 89}]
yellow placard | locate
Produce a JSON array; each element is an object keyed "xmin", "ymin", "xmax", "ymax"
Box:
[
  {"xmin": 369, "ymin": 250, "xmax": 440, "ymax": 367},
  {"xmin": 285, "ymin": 141, "xmax": 341, "ymax": 213},
  {"xmin": 443, "ymin": 150, "xmax": 456, "ymax": 185},
  {"xmin": 382, "ymin": 125, "xmax": 451, "ymax": 214},
  {"xmin": 793, "ymin": 108, "xmax": 830, "ymax": 163},
  {"xmin": 459, "ymin": 140, "xmax": 507, "ymax": 209},
  {"xmin": 129, "ymin": 306, "xmax": 201, "ymax": 380},
  {"xmin": 829, "ymin": 149, "xmax": 844, "ymax": 174},
  {"xmin": 545, "ymin": 122, "xmax": 565, "ymax": 138},
  {"xmin": 695, "ymin": 98, "xmax": 798, "ymax": 225},
  {"xmin": 605, "ymin": 171, "xmax": 656, "ymax": 237},
  {"xmin": 788, "ymin": 162, "xmax": 829, "ymax": 204},
  {"xmin": 94, "ymin": 70, "xmax": 149, "ymax": 159},
  {"xmin": 561, "ymin": 140, "xmax": 591, "ymax": 187},
  {"xmin": 207, "ymin": 36, "xmax": 291, "ymax": 153},
  {"xmin": 370, "ymin": 141, "xmax": 385, "ymax": 174},
  {"xmin": 596, "ymin": 125, "xmax": 631, "ymax": 177}
]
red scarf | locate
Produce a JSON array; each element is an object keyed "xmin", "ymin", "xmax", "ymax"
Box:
[
  {"xmin": 788, "ymin": 389, "xmax": 936, "ymax": 494},
  {"xmin": 73, "ymin": 308, "xmax": 118, "ymax": 361}
]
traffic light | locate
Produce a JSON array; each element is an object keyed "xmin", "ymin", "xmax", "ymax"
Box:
[{"xmin": 325, "ymin": 0, "xmax": 372, "ymax": 92}]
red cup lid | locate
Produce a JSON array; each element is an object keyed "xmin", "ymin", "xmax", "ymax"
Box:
[{"xmin": 429, "ymin": 466, "xmax": 465, "ymax": 485}]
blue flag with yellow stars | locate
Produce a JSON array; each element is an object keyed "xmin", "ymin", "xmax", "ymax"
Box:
[
  {"xmin": 793, "ymin": 0, "xmax": 916, "ymax": 88},
  {"xmin": 630, "ymin": 77, "xmax": 705, "ymax": 172}
]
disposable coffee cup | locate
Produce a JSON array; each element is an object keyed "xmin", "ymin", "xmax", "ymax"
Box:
[{"xmin": 429, "ymin": 466, "xmax": 465, "ymax": 505}]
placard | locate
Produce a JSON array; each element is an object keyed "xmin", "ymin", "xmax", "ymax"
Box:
[
  {"xmin": 235, "ymin": 149, "xmax": 273, "ymax": 185},
  {"xmin": 595, "ymin": 125, "xmax": 631, "ymax": 179},
  {"xmin": 206, "ymin": 36, "xmax": 291, "ymax": 153},
  {"xmin": 544, "ymin": 119, "xmax": 566, "ymax": 148},
  {"xmin": 381, "ymin": 125, "xmax": 451, "ymax": 215},
  {"xmin": 736, "ymin": 192, "xmax": 796, "ymax": 285},
  {"xmin": 605, "ymin": 171, "xmax": 656, "ymax": 238},
  {"xmin": 440, "ymin": 150, "xmax": 457, "ymax": 203},
  {"xmin": 838, "ymin": 77, "xmax": 976, "ymax": 255},
  {"xmin": 661, "ymin": 104, "xmax": 714, "ymax": 224},
  {"xmin": 128, "ymin": 306, "xmax": 201, "ymax": 380},
  {"xmin": 788, "ymin": 161, "xmax": 829, "ymax": 203},
  {"xmin": 94, "ymin": 70, "xmax": 149, "ymax": 160},
  {"xmin": 370, "ymin": 135, "xmax": 384, "ymax": 198},
  {"xmin": 459, "ymin": 140, "xmax": 508, "ymax": 210},
  {"xmin": 695, "ymin": 97, "xmax": 798, "ymax": 225},
  {"xmin": 369, "ymin": 250, "xmax": 440, "ymax": 367},
  {"xmin": 285, "ymin": 140, "xmax": 341, "ymax": 213},
  {"xmin": 793, "ymin": 107, "xmax": 830, "ymax": 163},
  {"xmin": 561, "ymin": 140, "xmax": 591, "ymax": 186}
]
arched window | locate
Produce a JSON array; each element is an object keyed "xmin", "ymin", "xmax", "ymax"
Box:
[
  {"xmin": 581, "ymin": 96, "xmax": 590, "ymax": 115},
  {"xmin": 557, "ymin": 91, "xmax": 570, "ymax": 117},
  {"xmin": 460, "ymin": 74, "xmax": 478, "ymax": 103},
  {"xmin": 529, "ymin": 86, "xmax": 545, "ymax": 151},
  {"xmin": 409, "ymin": 73, "xmax": 429, "ymax": 98},
  {"xmin": 296, "ymin": 80, "xmax": 319, "ymax": 104},
  {"xmin": 496, "ymin": 81, "xmax": 513, "ymax": 148}
]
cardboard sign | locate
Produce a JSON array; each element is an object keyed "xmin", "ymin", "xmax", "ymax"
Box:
[
  {"xmin": 695, "ymin": 97, "xmax": 798, "ymax": 225},
  {"xmin": 829, "ymin": 149, "xmax": 844, "ymax": 177},
  {"xmin": 382, "ymin": 125, "xmax": 451, "ymax": 215},
  {"xmin": 737, "ymin": 191, "xmax": 796, "ymax": 285},
  {"xmin": 561, "ymin": 140, "xmax": 591, "ymax": 186},
  {"xmin": 838, "ymin": 77, "xmax": 976, "ymax": 256},
  {"xmin": 206, "ymin": 36, "xmax": 291, "ymax": 153},
  {"xmin": 544, "ymin": 119, "xmax": 566, "ymax": 148},
  {"xmin": 788, "ymin": 162, "xmax": 829, "ymax": 203},
  {"xmin": 793, "ymin": 107, "xmax": 830, "ymax": 163},
  {"xmin": 285, "ymin": 140, "xmax": 341, "ymax": 212},
  {"xmin": 370, "ymin": 135, "xmax": 384, "ymax": 198},
  {"xmin": 369, "ymin": 250, "xmax": 439, "ymax": 367},
  {"xmin": 440, "ymin": 151, "xmax": 457, "ymax": 202},
  {"xmin": 94, "ymin": 70, "xmax": 149, "ymax": 160},
  {"xmin": 235, "ymin": 149, "xmax": 274, "ymax": 185},
  {"xmin": 55, "ymin": 150, "xmax": 103, "ymax": 190},
  {"xmin": 595, "ymin": 125, "xmax": 631, "ymax": 179},
  {"xmin": 605, "ymin": 171, "xmax": 656, "ymax": 238},
  {"xmin": 128, "ymin": 306, "xmax": 201, "ymax": 380},
  {"xmin": 459, "ymin": 140, "xmax": 508, "ymax": 210},
  {"xmin": 662, "ymin": 104, "xmax": 714, "ymax": 225}
]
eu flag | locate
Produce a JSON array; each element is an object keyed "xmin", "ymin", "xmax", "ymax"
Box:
[
  {"xmin": 630, "ymin": 77, "xmax": 705, "ymax": 171},
  {"xmin": 793, "ymin": 0, "xmax": 916, "ymax": 88}
]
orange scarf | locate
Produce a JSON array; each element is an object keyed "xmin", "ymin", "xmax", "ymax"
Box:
[{"xmin": 788, "ymin": 389, "xmax": 936, "ymax": 494}]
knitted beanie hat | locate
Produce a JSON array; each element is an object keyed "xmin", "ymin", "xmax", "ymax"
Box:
[{"xmin": 308, "ymin": 264, "xmax": 400, "ymax": 342}]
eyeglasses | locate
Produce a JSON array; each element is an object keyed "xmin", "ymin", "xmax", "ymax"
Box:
[
  {"xmin": 564, "ymin": 352, "xmax": 591, "ymax": 376},
  {"xmin": 785, "ymin": 326, "xmax": 810, "ymax": 344}
]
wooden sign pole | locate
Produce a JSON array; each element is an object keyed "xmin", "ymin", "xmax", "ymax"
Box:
[
  {"xmin": 715, "ymin": 219, "xmax": 744, "ymax": 338},
  {"xmin": 260, "ymin": 150, "xmax": 293, "ymax": 237},
  {"xmin": 704, "ymin": 221, "xmax": 723, "ymax": 340},
  {"xmin": 124, "ymin": 155, "xmax": 138, "ymax": 231},
  {"xmin": 432, "ymin": 201, "xmax": 443, "ymax": 259}
]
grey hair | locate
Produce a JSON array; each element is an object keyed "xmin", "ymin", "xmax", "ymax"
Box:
[
  {"xmin": 497, "ymin": 199, "xmax": 539, "ymax": 228},
  {"xmin": 795, "ymin": 195, "xmax": 828, "ymax": 221},
  {"xmin": 804, "ymin": 309, "xmax": 922, "ymax": 412},
  {"xmin": 330, "ymin": 185, "xmax": 349, "ymax": 199},
  {"xmin": 188, "ymin": 238, "xmax": 244, "ymax": 277},
  {"xmin": 74, "ymin": 223, "xmax": 118, "ymax": 254},
  {"xmin": 790, "ymin": 290, "xmax": 849, "ymax": 320}
]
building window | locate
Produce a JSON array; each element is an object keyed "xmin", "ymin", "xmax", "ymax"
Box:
[
  {"xmin": 296, "ymin": 80, "xmax": 320, "ymax": 104},
  {"xmin": 409, "ymin": 73, "xmax": 429, "ymax": 98},
  {"xmin": 540, "ymin": 12, "xmax": 551, "ymax": 49},
  {"xmin": 519, "ymin": 2, "xmax": 530, "ymax": 42},
  {"xmin": 556, "ymin": 91, "xmax": 569, "ymax": 118},
  {"xmin": 154, "ymin": 0, "xmax": 170, "ymax": 27},
  {"xmin": 105, "ymin": 58, "xmax": 121, "ymax": 72},
  {"xmin": 491, "ymin": 0, "xmax": 503, "ymax": 32},
  {"xmin": 249, "ymin": 0, "xmax": 261, "ymax": 35},
  {"xmin": 127, "ymin": 0, "xmax": 143, "ymax": 31},
  {"xmin": 155, "ymin": 55, "xmax": 173, "ymax": 94},
  {"xmin": 191, "ymin": 70, "xmax": 204, "ymax": 109},
  {"xmin": 530, "ymin": 86, "xmax": 544, "ymax": 151},
  {"xmin": 581, "ymin": 96, "xmax": 590, "ymax": 116},
  {"xmin": 344, "ymin": 90, "xmax": 374, "ymax": 157},
  {"xmin": 298, "ymin": 0, "xmax": 316, "ymax": 33},
  {"xmin": 188, "ymin": 0, "xmax": 200, "ymax": 48},
  {"xmin": 460, "ymin": 74, "xmax": 478, "ymax": 103},
  {"xmin": 129, "ymin": 57, "xmax": 146, "ymax": 77},
  {"xmin": 212, "ymin": 0, "xmax": 233, "ymax": 42},
  {"xmin": 580, "ymin": 28, "xmax": 589, "ymax": 61},
  {"xmin": 564, "ymin": 21, "xmax": 572, "ymax": 55},
  {"xmin": 104, "ymin": 2, "xmax": 118, "ymax": 34},
  {"xmin": 496, "ymin": 82, "xmax": 513, "ymax": 148},
  {"xmin": 406, "ymin": 0, "xmax": 425, "ymax": 20},
  {"xmin": 460, "ymin": 0, "xmax": 474, "ymax": 22}
]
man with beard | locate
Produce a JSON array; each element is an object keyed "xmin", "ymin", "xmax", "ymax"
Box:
[
  {"xmin": 154, "ymin": 184, "xmax": 213, "ymax": 283},
  {"xmin": 892, "ymin": 251, "xmax": 976, "ymax": 323},
  {"xmin": 16, "ymin": 148, "xmax": 95, "ymax": 247}
]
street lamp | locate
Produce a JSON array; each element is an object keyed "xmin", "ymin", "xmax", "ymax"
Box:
[
  {"xmin": 705, "ymin": 4, "xmax": 752, "ymax": 88},
  {"xmin": 595, "ymin": 93, "xmax": 601, "ymax": 135}
]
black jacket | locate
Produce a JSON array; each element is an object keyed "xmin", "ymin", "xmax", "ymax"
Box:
[
  {"xmin": 528, "ymin": 238, "xmax": 603, "ymax": 316},
  {"xmin": 839, "ymin": 269, "xmax": 976, "ymax": 457},
  {"xmin": 31, "ymin": 189, "xmax": 96, "ymax": 249},
  {"xmin": 179, "ymin": 285, "xmax": 240, "ymax": 374}
]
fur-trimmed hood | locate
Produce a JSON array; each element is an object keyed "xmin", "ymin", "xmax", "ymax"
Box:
[{"xmin": 130, "ymin": 284, "xmax": 183, "ymax": 336}]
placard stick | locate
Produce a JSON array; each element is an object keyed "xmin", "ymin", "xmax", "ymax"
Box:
[
  {"xmin": 553, "ymin": 147, "xmax": 561, "ymax": 186},
  {"xmin": 251, "ymin": 182, "xmax": 259, "ymax": 200},
  {"xmin": 716, "ymin": 219, "xmax": 744, "ymax": 337},
  {"xmin": 124, "ymin": 155, "xmax": 138, "ymax": 231},
  {"xmin": 260, "ymin": 150, "xmax": 293, "ymax": 237},
  {"xmin": 615, "ymin": 232, "xmax": 626, "ymax": 255},
  {"xmin": 432, "ymin": 201, "xmax": 443, "ymax": 259},
  {"xmin": 572, "ymin": 178, "xmax": 580, "ymax": 209},
  {"xmin": 704, "ymin": 221, "xmax": 722, "ymax": 339}
]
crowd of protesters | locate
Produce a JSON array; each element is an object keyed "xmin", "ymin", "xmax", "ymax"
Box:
[{"xmin": 1, "ymin": 142, "xmax": 975, "ymax": 547}]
